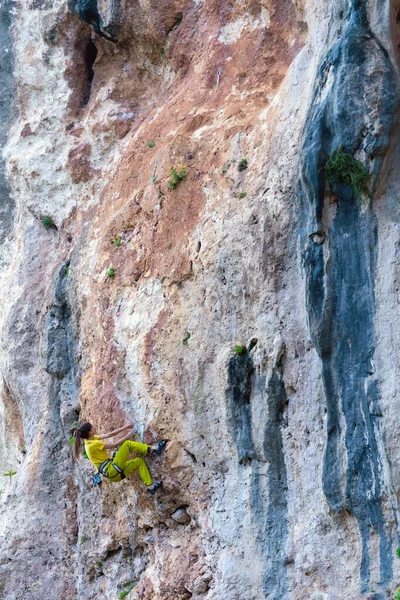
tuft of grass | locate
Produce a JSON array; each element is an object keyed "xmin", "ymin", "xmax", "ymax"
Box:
[
  {"xmin": 81, "ymin": 536, "xmax": 89, "ymax": 543},
  {"xmin": 233, "ymin": 345, "xmax": 247, "ymax": 356},
  {"xmin": 167, "ymin": 165, "xmax": 187, "ymax": 189},
  {"xmin": 107, "ymin": 267, "xmax": 115, "ymax": 278},
  {"xmin": 157, "ymin": 47, "xmax": 164, "ymax": 57},
  {"xmin": 119, "ymin": 591, "xmax": 129, "ymax": 600},
  {"xmin": 325, "ymin": 145, "xmax": 370, "ymax": 200},
  {"xmin": 237, "ymin": 158, "xmax": 248, "ymax": 172},
  {"xmin": 113, "ymin": 236, "xmax": 121, "ymax": 246},
  {"xmin": 65, "ymin": 265, "xmax": 69, "ymax": 277},
  {"xmin": 167, "ymin": 242, "xmax": 172, "ymax": 249},
  {"xmin": 3, "ymin": 470, "xmax": 16, "ymax": 480},
  {"xmin": 41, "ymin": 216, "xmax": 54, "ymax": 230},
  {"xmin": 182, "ymin": 332, "xmax": 191, "ymax": 345},
  {"xmin": 148, "ymin": 141, "xmax": 156, "ymax": 148},
  {"xmin": 395, "ymin": 590, "xmax": 400, "ymax": 600},
  {"xmin": 238, "ymin": 192, "xmax": 247, "ymax": 199},
  {"xmin": 396, "ymin": 547, "xmax": 400, "ymax": 558}
]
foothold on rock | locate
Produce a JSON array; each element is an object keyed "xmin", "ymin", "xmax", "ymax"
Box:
[
  {"xmin": 192, "ymin": 578, "xmax": 209, "ymax": 594},
  {"xmin": 309, "ymin": 232, "xmax": 325, "ymax": 245},
  {"xmin": 171, "ymin": 507, "xmax": 191, "ymax": 525}
]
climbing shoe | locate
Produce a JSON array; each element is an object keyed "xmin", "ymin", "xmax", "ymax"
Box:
[
  {"xmin": 147, "ymin": 481, "xmax": 163, "ymax": 495},
  {"xmin": 154, "ymin": 440, "xmax": 168, "ymax": 456}
]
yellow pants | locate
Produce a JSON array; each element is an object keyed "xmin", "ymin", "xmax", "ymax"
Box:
[{"xmin": 106, "ymin": 440, "xmax": 152, "ymax": 486}]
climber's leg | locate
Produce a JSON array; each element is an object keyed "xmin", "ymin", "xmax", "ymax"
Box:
[
  {"xmin": 124, "ymin": 458, "xmax": 153, "ymax": 486},
  {"xmin": 112, "ymin": 440, "xmax": 150, "ymax": 469}
]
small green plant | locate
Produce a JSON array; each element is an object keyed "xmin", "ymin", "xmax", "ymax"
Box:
[
  {"xmin": 3, "ymin": 470, "xmax": 16, "ymax": 481},
  {"xmin": 107, "ymin": 267, "xmax": 115, "ymax": 278},
  {"xmin": 81, "ymin": 536, "xmax": 89, "ymax": 543},
  {"xmin": 395, "ymin": 590, "xmax": 400, "ymax": 600},
  {"xmin": 65, "ymin": 265, "xmax": 69, "ymax": 277},
  {"xmin": 238, "ymin": 192, "xmax": 247, "ymax": 199},
  {"xmin": 119, "ymin": 591, "xmax": 129, "ymax": 600},
  {"xmin": 325, "ymin": 145, "xmax": 370, "ymax": 200},
  {"xmin": 113, "ymin": 236, "xmax": 121, "ymax": 246},
  {"xmin": 233, "ymin": 345, "xmax": 247, "ymax": 356},
  {"xmin": 0, "ymin": 490, "xmax": 5, "ymax": 495},
  {"xmin": 182, "ymin": 332, "xmax": 191, "ymax": 346},
  {"xmin": 157, "ymin": 47, "xmax": 164, "ymax": 56},
  {"xmin": 237, "ymin": 158, "xmax": 248, "ymax": 172},
  {"xmin": 167, "ymin": 165, "xmax": 186, "ymax": 189},
  {"xmin": 396, "ymin": 547, "xmax": 400, "ymax": 558},
  {"xmin": 148, "ymin": 141, "xmax": 156, "ymax": 148},
  {"xmin": 167, "ymin": 242, "xmax": 172, "ymax": 249},
  {"xmin": 41, "ymin": 216, "xmax": 54, "ymax": 230}
]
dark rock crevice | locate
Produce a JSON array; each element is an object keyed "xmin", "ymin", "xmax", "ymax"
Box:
[
  {"xmin": 42, "ymin": 262, "xmax": 80, "ymax": 488},
  {"xmin": 82, "ymin": 39, "xmax": 97, "ymax": 106},
  {"xmin": 68, "ymin": 0, "xmax": 118, "ymax": 41},
  {"xmin": 0, "ymin": 0, "xmax": 15, "ymax": 244},
  {"xmin": 251, "ymin": 355, "xmax": 289, "ymax": 600},
  {"xmin": 299, "ymin": 0, "xmax": 399, "ymax": 593},
  {"xmin": 226, "ymin": 352, "xmax": 256, "ymax": 464}
]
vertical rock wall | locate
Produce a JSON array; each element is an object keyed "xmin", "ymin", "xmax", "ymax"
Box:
[{"xmin": 0, "ymin": 1, "xmax": 399, "ymax": 599}]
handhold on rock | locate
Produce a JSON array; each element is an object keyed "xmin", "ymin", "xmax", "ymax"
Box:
[
  {"xmin": 309, "ymin": 231, "xmax": 325, "ymax": 245},
  {"xmin": 171, "ymin": 507, "xmax": 191, "ymax": 525},
  {"xmin": 192, "ymin": 578, "xmax": 209, "ymax": 594}
]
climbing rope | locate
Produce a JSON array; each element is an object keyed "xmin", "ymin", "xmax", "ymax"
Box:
[{"xmin": 128, "ymin": 404, "xmax": 149, "ymax": 600}]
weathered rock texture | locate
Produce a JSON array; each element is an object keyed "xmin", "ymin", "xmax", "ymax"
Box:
[{"xmin": 0, "ymin": 1, "xmax": 400, "ymax": 599}]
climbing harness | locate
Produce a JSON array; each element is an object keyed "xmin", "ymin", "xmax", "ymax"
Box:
[{"xmin": 92, "ymin": 454, "xmax": 126, "ymax": 485}]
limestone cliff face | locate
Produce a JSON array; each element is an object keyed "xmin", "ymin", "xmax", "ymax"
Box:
[{"xmin": 0, "ymin": 1, "xmax": 399, "ymax": 599}]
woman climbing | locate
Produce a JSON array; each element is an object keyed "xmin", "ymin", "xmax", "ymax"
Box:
[{"xmin": 72, "ymin": 422, "xmax": 166, "ymax": 494}]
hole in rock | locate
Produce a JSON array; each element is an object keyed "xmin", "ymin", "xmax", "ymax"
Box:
[{"xmin": 83, "ymin": 39, "xmax": 98, "ymax": 106}]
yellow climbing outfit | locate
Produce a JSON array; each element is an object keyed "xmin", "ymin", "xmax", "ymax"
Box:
[{"xmin": 85, "ymin": 437, "xmax": 152, "ymax": 486}]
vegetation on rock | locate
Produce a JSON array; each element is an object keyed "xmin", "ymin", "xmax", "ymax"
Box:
[
  {"xmin": 325, "ymin": 145, "xmax": 370, "ymax": 200},
  {"xmin": 237, "ymin": 158, "xmax": 248, "ymax": 172},
  {"xmin": 41, "ymin": 216, "xmax": 55, "ymax": 230},
  {"xmin": 233, "ymin": 345, "xmax": 247, "ymax": 356},
  {"xmin": 167, "ymin": 166, "xmax": 186, "ymax": 189}
]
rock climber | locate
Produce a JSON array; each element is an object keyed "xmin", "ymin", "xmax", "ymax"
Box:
[{"xmin": 72, "ymin": 422, "xmax": 166, "ymax": 494}]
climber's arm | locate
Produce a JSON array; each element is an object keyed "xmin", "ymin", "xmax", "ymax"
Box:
[
  {"xmin": 104, "ymin": 431, "xmax": 133, "ymax": 450},
  {"xmin": 98, "ymin": 423, "xmax": 133, "ymax": 440}
]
